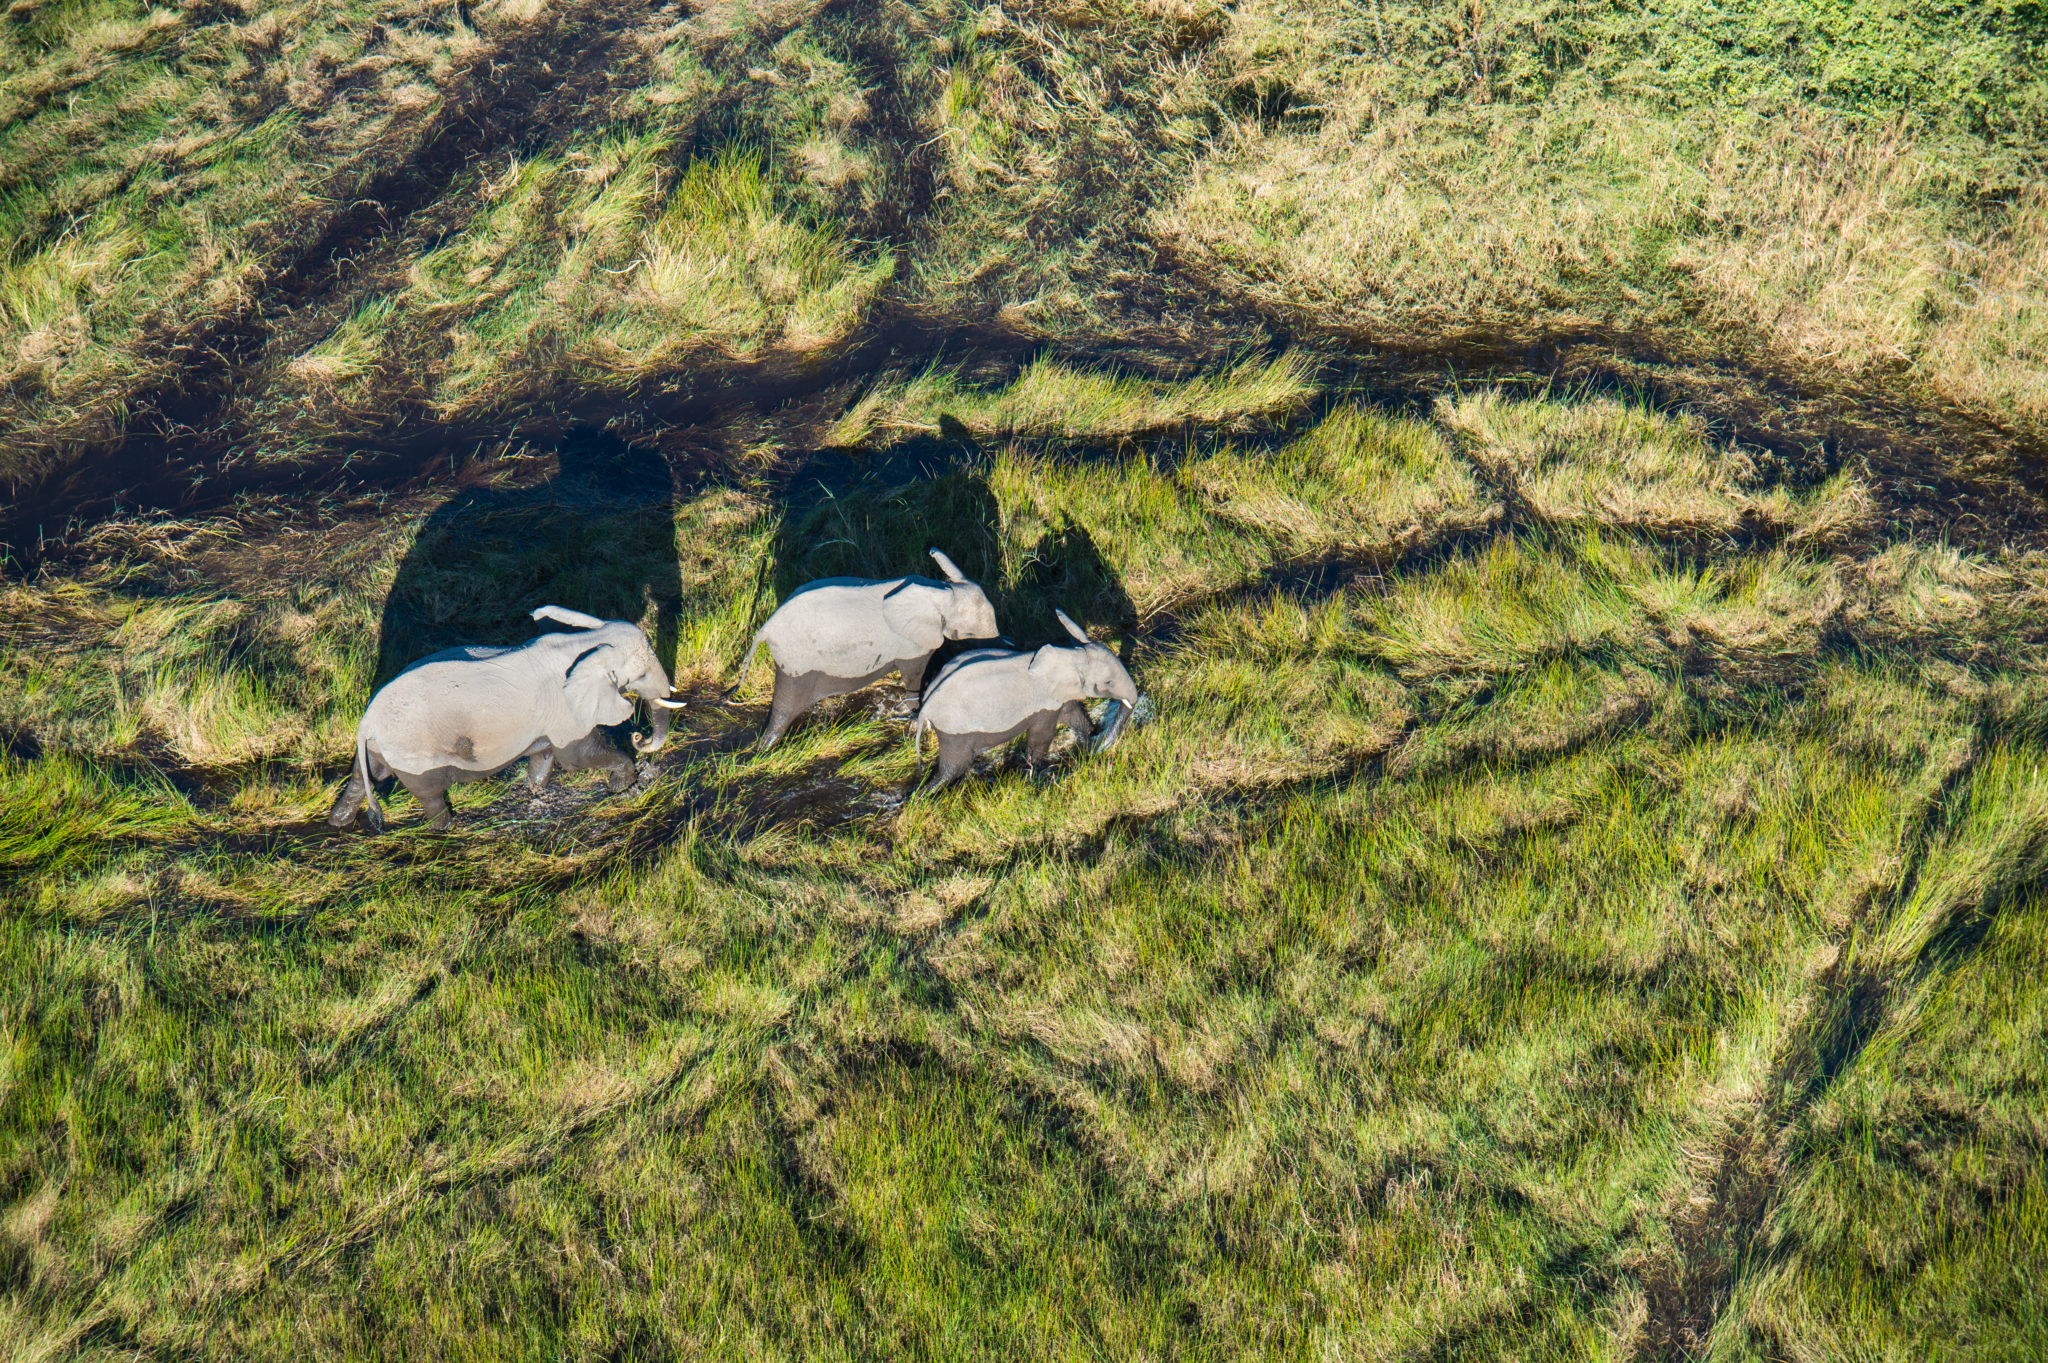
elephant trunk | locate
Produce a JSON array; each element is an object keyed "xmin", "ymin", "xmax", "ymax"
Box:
[
  {"xmin": 1093, "ymin": 682, "xmax": 1141, "ymax": 753},
  {"xmin": 1094, "ymin": 701, "xmax": 1129, "ymax": 752},
  {"xmin": 635, "ymin": 692, "xmax": 681, "ymax": 753}
]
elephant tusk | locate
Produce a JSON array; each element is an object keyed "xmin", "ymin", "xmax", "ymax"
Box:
[{"xmin": 650, "ymin": 696, "xmax": 685, "ymax": 709}]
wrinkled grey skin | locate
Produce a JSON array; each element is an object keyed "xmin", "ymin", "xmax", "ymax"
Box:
[
  {"xmin": 912, "ymin": 609, "xmax": 1140, "ymax": 793},
  {"xmin": 730, "ymin": 548, "xmax": 1002, "ymax": 751},
  {"xmin": 328, "ymin": 605, "xmax": 683, "ymax": 831}
]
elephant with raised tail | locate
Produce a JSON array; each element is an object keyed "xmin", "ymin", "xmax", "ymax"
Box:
[
  {"xmin": 911, "ymin": 609, "xmax": 1140, "ymax": 793},
  {"xmin": 728, "ymin": 548, "xmax": 1003, "ymax": 751},
  {"xmin": 328, "ymin": 605, "xmax": 684, "ymax": 831}
]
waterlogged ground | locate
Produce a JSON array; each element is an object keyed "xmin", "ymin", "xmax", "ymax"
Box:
[{"xmin": 4, "ymin": 385, "xmax": 2047, "ymax": 1359}]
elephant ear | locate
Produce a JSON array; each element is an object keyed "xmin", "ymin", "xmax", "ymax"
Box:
[
  {"xmin": 1027, "ymin": 644, "xmax": 1084, "ymax": 695},
  {"xmin": 880, "ymin": 581, "xmax": 946, "ymax": 648},
  {"xmin": 564, "ymin": 644, "xmax": 634, "ymax": 728}
]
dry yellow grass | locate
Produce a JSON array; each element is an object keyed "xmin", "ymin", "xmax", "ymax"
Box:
[
  {"xmin": 1154, "ymin": 39, "xmax": 2048, "ymax": 483},
  {"xmin": 1438, "ymin": 388, "xmax": 1874, "ymax": 546}
]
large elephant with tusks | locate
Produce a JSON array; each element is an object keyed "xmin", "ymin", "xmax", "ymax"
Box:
[
  {"xmin": 729, "ymin": 548, "xmax": 1002, "ymax": 751},
  {"xmin": 329, "ymin": 605, "xmax": 684, "ymax": 831}
]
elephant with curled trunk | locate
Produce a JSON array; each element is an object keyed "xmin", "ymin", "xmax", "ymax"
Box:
[
  {"xmin": 912, "ymin": 609, "xmax": 1140, "ymax": 793},
  {"xmin": 729, "ymin": 548, "xmax": 1002, "ymax": 751},
  {"xmin": 328, "ymin": 605, "xmax": 684, "ymax": 832}
]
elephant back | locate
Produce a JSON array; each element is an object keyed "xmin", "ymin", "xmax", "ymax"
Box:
[
  {"xmin": 364, "ymin": 651, "xmax": 553, "ymax": 775},
  {"xmin": 918, "ymin": 649, "xmax": 1040, "ymax": 734},
  {"xmin": 764, "ymin": 577, "xmax": 942, "ymax": 676}
]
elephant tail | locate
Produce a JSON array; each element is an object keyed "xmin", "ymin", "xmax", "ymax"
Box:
[
  {"xmin": 346, "ymin": 732, "xmax": 385, "ymax": 826},
  {"xmin": 722, "ymin": 632, "xmax": 766, "ymax": 702}
]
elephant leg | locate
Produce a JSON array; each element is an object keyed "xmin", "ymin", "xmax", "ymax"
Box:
[
  {"xmin": 326, "ymin": 773, "xmax": 366, "ymax": 827},
  {"xmin": 759, "ymin": 668, "xmax": 837, "ymax": 752},
  {"xmin": 927, "ymin": 732, "xmax": 985, "ymax": 793},
  {"xmin": 601, "ymin": 743, "xmax": 636, "ymax": 793},
  {"xmin": 397, "ymin": 769, "xmax": 456, "ymax": 831},
  {"xmin": 889, "ymin": 655, "xmax": 937, "ymax": 718},
  {"xmin": 1024, "ymin": 711, "xmax": 1061, "ymax": 771},
  {"xmin": 329, "ymin": 745, "xmax": 389, "ymax": 831},
  {"xmin": 526, "ymin": 746, "xmax": 555, "ymax": 794},
  {"xmin": 551, "ymin": 730, "xmax": 636, "ymax": 792},
  {"xmin": 1058, "ymin": 699, "xmax": 1096, "ymax": 745},
  {"xmin": 897, "ymin": 654, "xmax": 933, "ymax": 694}
]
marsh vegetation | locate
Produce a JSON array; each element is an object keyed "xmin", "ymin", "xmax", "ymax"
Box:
[{"xmin": 4, "ymin": 0, "xmax": 2048, "ymax": 1357}]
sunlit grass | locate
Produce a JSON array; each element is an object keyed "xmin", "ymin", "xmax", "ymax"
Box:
[
  {"xmin": 1439, "ymin": 389, "xmax": 1873, "ymax": 546},
  {"xmin": 1723, "ymin": 873, "xmax": 2048, "ymax": 1361},
  {"xmin": 0, "ymin": 1, "xmax": 486, "ymax": 478},
  {"xmin": 3, "ymin": 0, "xmax": 2046, "ymax": 1350},
  {"xmin": 0, "ymin": 751, "xmax": 189, "ymax": 881},
  {"xmin": 828, "ymin": 350, "xmax": 1319, "ymax": 449},
  {"xmin": 3, "ymin": 389, "xmax": 2046, "ymax": 1357}
]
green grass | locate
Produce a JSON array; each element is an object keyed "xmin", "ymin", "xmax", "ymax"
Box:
[
  {"xmin": 828, "ymin": 350, "xmax": 1320, "ymax": 449},
  {"xmin": 1723, "ymin": 876, "xmax": 2048, "ymax": 1361},
  {"xmin": 6, "ymin": 0, "xmax": 2048, "ymax": 1352},
  {"xmin": 1158, "ymin": 0, "xmax": 2048, "ymax": 480},
  {"xmin": 4, "ymin": 389, "xmax": 2046, "ymax": 1356},
  {"xmin": 0, "ymin": 0, "xmax": 514, "ymax": 474},
  {"xmin": 1438, "ymin": 389, "xmax": 1873, "ymax": 547},
  {"xmin": 7, "ymin": 0, "xmax": 2044, "ymax": 522}
]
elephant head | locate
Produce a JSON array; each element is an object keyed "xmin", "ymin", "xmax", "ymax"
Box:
[
  {"xmin": 1036, "ymin": 609, "xmax": 1140, "ymax": 749},
  {"xmin": 532, "ymin": 605, "xmax": 684, "ymax": 753},
  {"xmin": 921, "ymin": 549, "xmax": 1001, "ymax": 641}
]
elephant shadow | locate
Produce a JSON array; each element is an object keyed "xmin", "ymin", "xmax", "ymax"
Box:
[
  {"xmin": 1000, "ymin": 516, "xmax": 1137, "ymax": 657},
  {"xmin": 763, "ymin": 441, "xmax": 1004, "ymax": 606},
  {"xmin": 759, "ymin": 440, "xmax": 1137, "ymax": 661},
  {"xmin": 376, "ymin": 428, "xmax": 684, "ymax": 688}
]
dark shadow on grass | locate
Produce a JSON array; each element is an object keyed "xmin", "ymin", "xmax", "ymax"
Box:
[
  {"xmin": 1004, "ymin": 516, "xmax": 1138, "ymax": 654},
  {"xmin": 763, "ymin": 435, "xmax": 1004, "ymax": 603},
  {"xmin": 375, "ymin": 427, "xmax": 683, "ymax": 687}
]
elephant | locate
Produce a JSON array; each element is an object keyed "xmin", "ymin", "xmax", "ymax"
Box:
[
  {"xmin": 328, "ymin": 605, "xmax": 684, "ymax": 831},
  {"xmin": 911, "ymin": 609, "xmax": 1140, "ymax": 793},
  {"xmin": 729, "ymin": 548, "xmax": 1003, "ymax": 752}
]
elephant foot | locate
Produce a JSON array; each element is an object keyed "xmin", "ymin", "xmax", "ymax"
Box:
[{"xmin": 327, "ymin": 779, "xmax": 366, "ymax": 827}]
